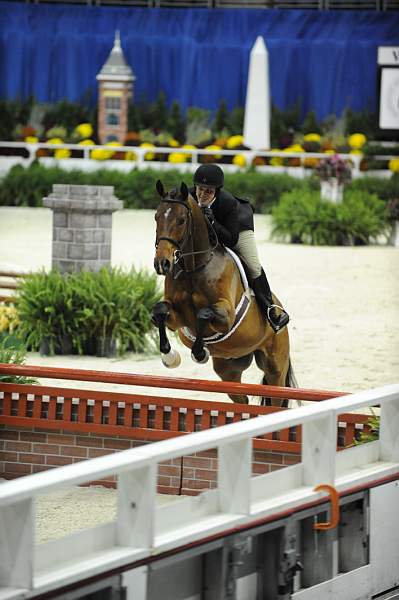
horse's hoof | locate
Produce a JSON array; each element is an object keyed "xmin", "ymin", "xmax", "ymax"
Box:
[
  {"xmin": 191, "ymin": 347, "xmax": 210, "ymax": 364},
  {"xmin": 161, "ymin": 349, "xmax": 181, "ymax": 368}
]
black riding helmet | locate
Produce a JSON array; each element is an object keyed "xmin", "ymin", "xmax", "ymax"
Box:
[{"xmin": 193, "ymin": 164, "xmax": 224, "ymax": 189}]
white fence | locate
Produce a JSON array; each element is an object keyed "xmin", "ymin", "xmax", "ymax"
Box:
[
  {"xmin": 1, "ymin": 383, "xmax": 399, "ymax": 599},
  {"xmin": 0, "ymin": 140, "xmax": 367, "ymax": 179}
]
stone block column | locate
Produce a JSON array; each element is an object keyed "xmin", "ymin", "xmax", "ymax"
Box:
[{"xmin": 43, "ymin": 184, "xmax": 123, "ymax": 273}]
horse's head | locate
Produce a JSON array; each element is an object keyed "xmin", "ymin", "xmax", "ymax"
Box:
[{"xmin": 154, "ymin": 180, "xmax": 193, "ymax": 275}]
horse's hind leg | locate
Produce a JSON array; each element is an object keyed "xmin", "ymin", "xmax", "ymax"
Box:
[
  {"xmin": 212, "ymin": 354, "xmax": 253, "ymax": 404},
  {"xmin": 254, "ymin": 349, "xmax": 289, "ymax": 407}
]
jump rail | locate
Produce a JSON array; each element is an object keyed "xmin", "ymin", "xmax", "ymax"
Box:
[
  {"xmin": 0, "ymin": 383, "xmax": 398, "ymax": 599},
  {"xmin": 0, "ymin": 365, "xmax": 369, "ymax": 451}
]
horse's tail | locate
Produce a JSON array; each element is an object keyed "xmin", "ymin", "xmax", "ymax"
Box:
[
  {"xmin": 285, "ymin": 358, "xmax": 298, "ymax": 389},
  {"xmin": 285, "ymin": 358, "xmax": 302, "ymax": 407}
]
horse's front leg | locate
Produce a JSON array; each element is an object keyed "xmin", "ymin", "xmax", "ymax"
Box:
[
  {"xmin": 191, "ymin": 301, "xmax": 234, "ymax": 363},
  {"xmin": 151, "ymin": 301, "xmax": 181, "ymax": 368},
  {"xmin": 191, "ymin": 307, "xmax": 213, "ymax": 364}
]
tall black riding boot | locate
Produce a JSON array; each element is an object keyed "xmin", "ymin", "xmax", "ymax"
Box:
[{"xmin": 252, "ymin": 270, "xmax": 290, "ymax": 333}]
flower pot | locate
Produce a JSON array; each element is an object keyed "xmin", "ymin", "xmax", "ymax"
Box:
[
  {"xmin": 321, "ymin": 179, "xmax": 343, "ymax": 204},
  {"xmin": 95, "ymin": 336, "xmax": 117, "ymax": 358},
  {"xmin": 389, "ymin": 221, "xmax": 399, "ymax": 247}
]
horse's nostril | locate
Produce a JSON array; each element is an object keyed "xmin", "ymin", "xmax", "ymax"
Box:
[{"xmin": 162, "ymin": 259, "xmax": 170, "ymax": 274}]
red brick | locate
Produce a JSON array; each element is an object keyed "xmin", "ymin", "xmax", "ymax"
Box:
[
  {"xmin": 60, "ymin": 445, "xmax": 87, "ymax": 458},
  {"xmin": 32, "ymin": 465, "xmax": 54, "ymax": 473},
  {"xmin": 171, "ymin": 477, "xmax": 182, "ymax": 488},
  {"xmin": 4, "ymin": 462, "xmax": 31, "ymax": 474},
  {"xmin": 252, "ymin": 463, "xmax": 270, "ymax": 475},
  {"xmin": 180, "ymin": 488, "xmax": 200, "ymax": 496},
  {"xmin": 270, "ymin": 464, "xmax": 285, "ymax": 472},
  {"xmin": 47, "ymin": 434, "xmax": 75, "ymax": 445},
  {"xmin": 196, "ymin": 449, "xmax": 217, "ymax": 459},
  {"xmin": 88, "ymin": 448, "xmax": 114, "ymax": 458},
  {"xmin": 33, "ymin": 443, "xmax": 60, "ymax": 455},
  {"xmin": 182, "ymin": 479, "xmax": 210, "ymax": 490},
  {"xmin": 283, "ymin": 454, "xmax": 301, "ymax": 465},
  {"xmin": 103, "ymin": 439, "xmax": 131, "ymax": 450},
  {"xmin": 46, "ymin": 455, "xmax": 73, "ymax": 466},
  {"xmin": 157, "ymin": 485, "xmax": 181, "ymax": 495},
  {"xmin": 194, "ymin": 469, "xmax": 217, "ymax": 481},
  {"xmin": 19, "ymin": 453, "xmax": 45, "ymax": 465},
  {"xmin": 157, "ymin": 475, "xmax": 171, "ymax": 487},
  {"xmin": 5, "ymin": 441, "xmax": 32, "ymax": 453},
  {"xmin": 0, "ymin": 440, "xmax": 4, "ymax": 450},
  {"xmin": 158, "ymin": 465, "xmax": 181, "ymax": 477},
  {"xmin": 0, "ymin": 451, "xmax": 18, "ymax": 462},
  {"xmin": 76, "ymin": 436, "xmax": 103, "ymax": 448},
  {"xmin": 20, "ymin": 432, "xmax": 47, "ymax": 443},
  {"xmin": 34, "ymin": 427, "xmax": 60, "ymax": 434},
  {"xmin": 182, "ymin": 456, "xmax": 211, "ymax": 469},
  {"xmin": 0, "ymin": 430, "xmax": 19, "ymax": 440},
  {"xmin": 254, "ymin": 451, "xmax": 283, "ymax": 464}
]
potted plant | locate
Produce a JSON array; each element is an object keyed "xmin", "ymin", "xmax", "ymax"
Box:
[
  {"xmin": 316, "ymin": 154, "xmax": 351, "ymax": 203},
  {"xmin": 387, "ymin": 198, "xmax": 399, "ymax": 247}
]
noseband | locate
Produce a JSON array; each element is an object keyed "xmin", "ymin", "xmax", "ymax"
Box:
[{"xmin": 155, "ymin": 196, "xmax": 215, "ymax": 275}]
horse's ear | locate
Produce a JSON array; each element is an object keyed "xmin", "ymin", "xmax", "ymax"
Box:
[
  {"xmin": 180, "ymin": 182, "xmax": 188, "ymax": 201},
  {"xmin": 156, "ymin": 180, "xmax": 165, "ymax": 197}
]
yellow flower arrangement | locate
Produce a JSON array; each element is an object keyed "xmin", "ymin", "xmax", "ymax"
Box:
[
  {"xmin": 55, "ymin": 148, "xmax": 71, "ymax": 159},
  {"xmin": 303, "ymin": 133, "xmax": 321, "ymax": 143},
  {"xmin": 91, "ymin": 148, "xmax": 114, "ymax": 160},
  {"xmin": 350, "ymin": 149, "xmax": 363, "ymax": 156},
  {"xmin": 78, "ymin": 139, "xmax": 95, "ymax": 146},
  {"xmin": 24, "ymin": 136, "xmax": 39, "ymax": 144},
  {"xmin": 140, "ymin": 142, "xmax": 156, "ymax": 161},
  {"xmin": 168, "ymin": 153, "xmax": 187, "ymax": 163},
  {"xmin": 389, "ymin": 158, "xmax": 399, "ymax": 173},
  {"xmin": 47, "ymin": 137, "xmax": 64, "ymax": 145},
  {"xmin": 0, "ymin": 305, "xmax": 19, "ymax": 335},
  {"xmin": 324, "ymin": 149, "xmax": 336, "ymax": 155},
  {"xmin": 233, "ymin": 154, "xmax": 246, "ymax": 167},
  {"xmin": 75, "ymin": 123, "xmax": 93, "ymax": 139},
  {"xmin": 168, "ymin": 138, "xmax": 179, "ymax": 147},
  {"xmin": 348, "ymin": 133, "xmax": 367, "ymax": 150},
  {"xmin": 270, "ymin": 149, "xmax": 283, "ymax": 166},
  {"xmin": 181, "ymin": 144, "xmax": 196, "ymax": 161},
  {"xmin": 125, "ymin": 151, "xmax": 137, "ymax": 161},
  {"xmin": 226, "ymin": 135, "xmax": 244, "ymax": 149},
  {"xmin": 204, "ymin": 145, "xmax": 222, "ymax": 159},
  {"xmin": 283, "ymin": 144, "xmax": 305, "ymax": 153}
]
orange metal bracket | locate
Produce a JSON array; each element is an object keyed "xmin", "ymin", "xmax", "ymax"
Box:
[{"xmin": 313, "ymin": 484, "xmax": 340, "ymax": 530}]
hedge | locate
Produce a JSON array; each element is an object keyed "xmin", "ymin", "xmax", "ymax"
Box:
[{"xmin": 0, "ymin": 162, "xmax": 397, "ymax": 214}]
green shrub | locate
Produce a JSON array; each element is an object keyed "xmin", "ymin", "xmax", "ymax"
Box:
[
  {"xmin": 346, "ymin": 175, "xmax": 399, "ymax": 203},
  {"xmin": 0, "ymin": 163, "xmax": 311, "ymax": 213},
  {"xmin": 271, "ymin": 188, "xmax": 388, "ymax": 246},
  {"xmin": 0, "ymin": 335, "xmax": 37, "ymax": 384},
  {"xmin": 16, "ymin": 267, "xmax": 161, "ymax": 356}
]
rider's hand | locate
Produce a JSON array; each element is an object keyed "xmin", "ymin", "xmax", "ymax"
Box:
[{"xmin": 202, "ymin": 207, "xmax": 214, "ymax": 225}]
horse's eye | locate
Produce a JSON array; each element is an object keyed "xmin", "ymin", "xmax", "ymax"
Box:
[{"xmin": 176, "ymin": 217, "xmax": 185, "ymax": 226}]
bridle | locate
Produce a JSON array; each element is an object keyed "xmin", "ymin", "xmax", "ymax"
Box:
[{"xmin": 155, "ymin": 196, "xmax": 217, "ymax": 275}]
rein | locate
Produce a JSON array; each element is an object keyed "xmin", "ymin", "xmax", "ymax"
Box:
[{"xmin": 155, "ymin": 196, "xmax": 217, "ymax": 276}]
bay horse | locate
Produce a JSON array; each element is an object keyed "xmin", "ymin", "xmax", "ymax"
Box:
[{"xmin": 151, "ymin": 180, "xmax": 295, "ymax": 405}]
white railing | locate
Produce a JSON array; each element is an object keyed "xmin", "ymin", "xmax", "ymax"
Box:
[
  {"xmin": 0, "ymin": 383, "xmax": 398, "ymax": 598},
  {"xmin": 0, "ymin": 140, "xmax": 364, "ymax": 177}
]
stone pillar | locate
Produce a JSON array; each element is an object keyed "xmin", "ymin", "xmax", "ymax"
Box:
[{"xmin": 43, "ymin": 184, "xmax": 123, "ymax": 273}]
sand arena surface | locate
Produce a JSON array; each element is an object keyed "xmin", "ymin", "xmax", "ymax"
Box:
[{"xmin": 1, "ymin": 206, "xmax": 398, "ymax": 542}]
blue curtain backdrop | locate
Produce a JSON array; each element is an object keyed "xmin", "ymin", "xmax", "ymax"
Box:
[{"xmin": 0, "ymin": 2, "xmax": 398, "ymax": 119}]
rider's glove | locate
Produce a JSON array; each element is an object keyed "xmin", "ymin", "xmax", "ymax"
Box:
[{"xmin": 203, "ymin": 207, "xmax": 215, "ymax": 225}]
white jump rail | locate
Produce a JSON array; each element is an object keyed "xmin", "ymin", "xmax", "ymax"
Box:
[
  {"xmin": 0, "ymin": 140, "xmax": 363, "ymax": 177},
  {"xmin": 0, "ymin": 383, "xmax": 398, "ymax": 599}
]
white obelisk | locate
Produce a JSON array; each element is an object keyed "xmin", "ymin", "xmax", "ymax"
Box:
[{"xmin": 243, "ymin": 36, "xmax": 270, "ymax": 150}]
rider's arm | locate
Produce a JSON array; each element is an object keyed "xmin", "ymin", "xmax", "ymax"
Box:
[{"xmin": 213, "ymin": 201, "xmax": 239, "ymax": 248}]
